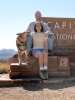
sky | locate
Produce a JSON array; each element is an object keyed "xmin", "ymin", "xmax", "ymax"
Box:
[{"xmin": 0, "ymin": 0, "xmax": 75, "ymax": 50}]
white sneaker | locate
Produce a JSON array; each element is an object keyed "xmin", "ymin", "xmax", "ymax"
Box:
[{"xmin": 21, "ymin": 62, "xmax": 28, "ymax": 65}]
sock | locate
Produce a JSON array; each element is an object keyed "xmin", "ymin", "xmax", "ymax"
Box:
[
  {"xmin": 18, "ymin": 59, "xmax": 21, "ymax": 64},
  {"xmin": 40, "ymin": 66, "xmax": 44, "ymax": 70},
  {"xmin": 44, "ymin": 65, "xmax": 48, "ymax": 70}
]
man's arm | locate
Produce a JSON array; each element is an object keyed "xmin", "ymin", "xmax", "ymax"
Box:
[
  {"xmin": 26, "ymin": 22, "xmax": 35, "ymax": 33},
  {"xmin": 26, "ymin": 23, "xmax": 31, "ymax": 33}
]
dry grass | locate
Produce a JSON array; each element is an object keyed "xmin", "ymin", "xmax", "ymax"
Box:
[{"xmin": 0, "ymin": 61, "xmax": 10, "ymax": 74}]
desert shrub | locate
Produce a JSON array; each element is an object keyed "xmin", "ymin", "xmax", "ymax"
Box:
[{"xmin": 0, "ymin": 61, "xmax": 10, "ymax": 74}]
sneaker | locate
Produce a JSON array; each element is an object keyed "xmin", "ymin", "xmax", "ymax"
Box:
[
  {"xmin": 43, "ymin": 69, "xmax": 48, "ymax": 80},
  {"xmin": 18, "ymin": 61, "xmax": 28, "ymax": 66},
  {"xmin": 39, "ymin": 69, "xmax": 48, "ymax": 80},
  {"xmin": 21, "ymin": 62, "xmax": 28, "ymax": 65}
]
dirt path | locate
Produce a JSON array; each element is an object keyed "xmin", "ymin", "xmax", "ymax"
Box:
[{"xmin": 0, "ymin": 82, "xmax": 75, "ymax": 100}]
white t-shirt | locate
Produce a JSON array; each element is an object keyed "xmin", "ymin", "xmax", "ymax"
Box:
[{"xmin": 32, "ymin": 32, "xmax": 45, "ymax": 49}]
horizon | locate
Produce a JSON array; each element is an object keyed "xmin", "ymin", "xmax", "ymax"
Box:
[{"xmin": 0, "ymin": 0, "xmax": 75, "ymax": 50}]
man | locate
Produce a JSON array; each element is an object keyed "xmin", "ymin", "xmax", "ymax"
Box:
[{"xmin": 26, "ymin": 11, "xmax": 53, "ymax": 79}]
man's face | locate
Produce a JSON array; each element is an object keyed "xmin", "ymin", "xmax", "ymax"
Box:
[
  {"xmin": 35, "ymin": 16, "xmax": 41, "ymax": 22},
  {"xmin": 35, "ymin": 11, "xmax": 42, "ymax": 22}
]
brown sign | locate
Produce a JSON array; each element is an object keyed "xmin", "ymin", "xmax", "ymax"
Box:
[
  {"xmin": 42, "ymin": 17, "xmax": 75, "ymax": 49},
  {"xmin": 42, "ymin": 17, "xmax": 75, "ymax": 30}
]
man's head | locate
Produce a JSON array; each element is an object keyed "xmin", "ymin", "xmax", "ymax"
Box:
[{"xmin": 35, "ymin": 11, "xmax": 42, "ymax": 22}]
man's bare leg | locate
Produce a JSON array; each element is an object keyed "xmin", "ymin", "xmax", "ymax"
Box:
[
  {"xmin": 38, "ymin": 53, "xmax": 44, "ymax": 70},
  {"xmin": 43, "ymin": 52, "xmax": 48, "ymax": 70}
]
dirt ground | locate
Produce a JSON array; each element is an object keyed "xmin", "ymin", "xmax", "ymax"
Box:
[{"xmin": 0, "ymin": 82, "xmax": 75, "ymax": 100}]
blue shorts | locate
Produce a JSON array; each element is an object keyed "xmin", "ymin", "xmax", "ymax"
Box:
[{"xmin": 32, "ymin": 48, "xmax": 45, "ymax": 54}]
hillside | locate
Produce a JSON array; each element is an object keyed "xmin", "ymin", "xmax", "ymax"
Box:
[{"xmin": 0, "ymin": 49, "xmax": 16, "ymax": 60}]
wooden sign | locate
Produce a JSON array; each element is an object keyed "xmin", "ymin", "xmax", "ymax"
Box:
[
  {"xmin": 42, "ymin": 17, "xmax": 75, "ymax": 30},
  {"xmin": 42, "ymin": 17, "xmax": 75, "ymax": 55}
]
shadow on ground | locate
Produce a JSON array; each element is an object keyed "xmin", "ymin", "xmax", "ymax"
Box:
[{"xmin": 21, "ymin": 81, "xmax": 75, "ymax": 91}]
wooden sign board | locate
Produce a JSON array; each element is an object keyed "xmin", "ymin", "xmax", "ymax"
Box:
[
  {"xmin": 42, "ymin": 17, "xmax": 75, "ymax": 49},
  {"xmin": 42, "ymin": 17, "xmax": 75, "ymax": 30}
]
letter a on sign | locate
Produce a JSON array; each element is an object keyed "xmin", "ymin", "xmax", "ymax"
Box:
[{"xmin": 55, "ymin": 22, "xmax": 60, "ymax": 29}]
